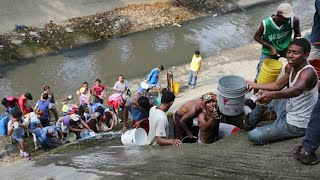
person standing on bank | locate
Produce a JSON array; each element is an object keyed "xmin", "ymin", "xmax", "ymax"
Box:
[
  {"xmin": 187, "ymin": 50, "xmax": 202, "ymax": 89},
  {"xmin": 254, "ymin": 3, "xmax": 301, "ymax": 82}
]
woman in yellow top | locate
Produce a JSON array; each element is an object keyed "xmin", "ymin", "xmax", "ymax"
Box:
[{"xmin": 187, "ymin": 50, "xmax": 202, "ymax": 88}]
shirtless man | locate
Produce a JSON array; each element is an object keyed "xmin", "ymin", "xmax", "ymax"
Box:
[
  {"xmin": 174, "ymin": 99, "xmax": 204, "ymax": 140},
  {"xmin": 197, "ymin": 94, "xmax": 220, "ymax": 144},
  {"xmin": 174, "ymin": 92, "xmax": 217, "ymax": 140}
]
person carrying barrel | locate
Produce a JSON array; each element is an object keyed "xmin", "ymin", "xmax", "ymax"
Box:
[{"xmin": 254, "ymin": 3, "xmax": 301, "ymax": 85}]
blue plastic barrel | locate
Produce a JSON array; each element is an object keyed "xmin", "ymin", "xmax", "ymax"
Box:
[{"xmin": 0, "ymin": 114, "xmax": 10, "ymax": 136}]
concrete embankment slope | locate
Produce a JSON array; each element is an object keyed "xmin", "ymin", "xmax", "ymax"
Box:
[
  {"xmin": 0, "ymin": 0, "xmax": 170, "ymax": 33},
  {"xmin": 1, "ymin": 133, "xmax": 319, "ymax": 179}
]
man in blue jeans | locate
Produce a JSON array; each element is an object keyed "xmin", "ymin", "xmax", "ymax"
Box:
[
  {"xmin": 295, "ymin": 0, "xmax": 320, "ymax": 165},
  {"xmin": 187, "ymin": 50, "xmax": 202, "ymax": 89},
  {"xmin": 245, "ymin": 39, "xmax": 318, "ymax": 145}
]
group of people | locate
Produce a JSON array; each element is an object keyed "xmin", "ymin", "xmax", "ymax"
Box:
[
  {"xmin": 241, "ymin": 2, "xmax": 320, "ymax": 165},
  {"xmin": 2, "ymin": 2, "xmax": 320, "ymax": 167}
]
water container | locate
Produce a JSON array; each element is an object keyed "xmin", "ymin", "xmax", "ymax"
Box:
[
  {"xmin": 121, "ymin": 128, "xmax": 147, "ymax": 145},
  {"xmin": 0, "ymin": 114, "xmax": 10, "ymax": 136},
  {"xmin": 66, "ymin": 132, "xmax": 77, "ymax": 142},
  {"xmin": 257, "ymin": 59, "xmax": 283, "ymax": 84},
  {"xmin": 173, "ymin": 82, "xmax": 180, "ymax": 94},
  {"xmin": 217, "ymin": 75, "xmax": 247, "ymax": 116},
  {"xmin": 150, "ymin": 95, "xmax": 161, "ymax": 106}
]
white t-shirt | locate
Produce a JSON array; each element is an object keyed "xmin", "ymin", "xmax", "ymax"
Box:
[{"xmin": 147, "ymin": 106, "xmax": 169, "ymax": 145}]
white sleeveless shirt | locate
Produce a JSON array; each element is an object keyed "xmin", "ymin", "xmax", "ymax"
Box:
[{"xmin": 286, "ymin": 65, "xmax": 318, "ymax": 128}]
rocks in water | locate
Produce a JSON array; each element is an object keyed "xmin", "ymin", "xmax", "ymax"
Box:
[{"xmin": 173, "ymin": 0, "xmax": 238, "ymax": 13}]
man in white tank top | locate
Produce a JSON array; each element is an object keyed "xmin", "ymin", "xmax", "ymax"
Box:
[{"xmin": 245, "ymin": 38, "xmax": 318, "ymax": 145}]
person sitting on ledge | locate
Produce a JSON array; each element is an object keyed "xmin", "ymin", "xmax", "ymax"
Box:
[{"xmin": 245, "ymin": 38, "xmax": 318, "ymax": 145}]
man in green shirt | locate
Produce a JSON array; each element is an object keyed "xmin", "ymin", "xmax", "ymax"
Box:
[{"xmin": 254, "ymin": 3, "xmax": 301, "ymax": 81}]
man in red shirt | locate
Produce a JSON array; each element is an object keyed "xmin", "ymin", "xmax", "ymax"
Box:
[{"xmin": 18, "ymin": 93, "xmax": 33, "ymax": 115}]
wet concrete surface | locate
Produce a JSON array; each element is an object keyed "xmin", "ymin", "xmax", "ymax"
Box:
[{"xmin": 1, "ymin": 132, "xmax": 320, "ymax": 179}]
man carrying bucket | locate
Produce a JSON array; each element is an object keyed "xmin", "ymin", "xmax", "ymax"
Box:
[
  {"xmin": 245, "ymin": 38, "xmax": 318, "ymax": 145},
  {"xmin": 254, "ymin": 3, "xmax": 301, "ymax": 82},
  {"xmin": 147, "ymin": 89, "xmax": 181, "ymax": 146}
]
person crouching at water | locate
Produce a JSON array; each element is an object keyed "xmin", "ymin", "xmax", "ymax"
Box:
[
  {"xmin": 108, "ymin": 93, "xmax": 125, "ymax": 123},
  {"xmin": 56, "ymin": 114, "xmax": 93, "ymax": 138},
  {"xmin": 122, "ymin": 96, "xmax": 151, "ymax": 134},
  {"xmin": 34, "ymin": 126, "xmax": 63, "ymax": 151},
  {"xmin": 100, "ymin": 109, "xmax": 117, "ymax": 132},
  {"xmin": 24, "ymin": 110, "xmax": 44, "ymax": 150},
  {"xmin": 1, "ymin": 96, "xmax": 19, "ymax": 114},
  {"xmin": 147, "ymin": 89, "xmax": 182, "ymax": 146},
  {"xmin": 77, "ymin": 104, "xmax": 99, "ymax": 132}
]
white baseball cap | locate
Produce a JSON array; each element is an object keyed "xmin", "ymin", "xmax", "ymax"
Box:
[{"xmin": 276, "ymin": 3, "xmax": 294, "ymax": 18}]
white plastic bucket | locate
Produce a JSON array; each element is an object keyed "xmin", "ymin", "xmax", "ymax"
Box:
[
  {"xmin": 217, "ymin": 75, "xmax": 247, "ymax": 116},
  {"xmin": 121, "ymin": 128, "xmax": 147, "ymax": 145}
]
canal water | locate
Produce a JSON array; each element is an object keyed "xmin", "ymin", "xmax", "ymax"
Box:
[{"xmin": 0, "ymin": 0, "xmax": 315, "ymax": 107}]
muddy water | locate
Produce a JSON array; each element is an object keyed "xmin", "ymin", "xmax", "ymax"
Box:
[{"xmin": 0, "ymin": 0, "xmax": 314, "ymax": 108}]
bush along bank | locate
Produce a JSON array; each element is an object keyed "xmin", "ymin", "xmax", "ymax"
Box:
[{"xmin": 0, "ymin": 0, "xmax": 238, "ymax": 61}]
